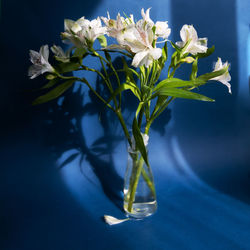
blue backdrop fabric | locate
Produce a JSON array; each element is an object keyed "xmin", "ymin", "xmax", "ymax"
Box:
[{"xmin": 1, "ymin": 0, "xmax": 250, "ymax": 249}]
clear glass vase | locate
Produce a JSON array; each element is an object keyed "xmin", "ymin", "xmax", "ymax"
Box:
[{"xmin": 123, "ymin": 147, "xmax": 157, "ymax": 219}]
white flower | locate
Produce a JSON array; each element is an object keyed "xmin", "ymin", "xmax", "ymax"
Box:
[
  {"xmin": 61, "ymin": 17, "xmax": 106, "ymax": 48},
  {"xmin": 211, "ymin": 58, "xmax": 231, "ymax": 94},
  {"xmin": 51, "ymin": 45, "xmax": 70, "ymax": 63},
  {"xmin": 141, "ymin": 8, "xmax": 153, "ymax": 25},
  {"xmin": 102, "ymin": 9, "xmax": 171, "ymax": 68},
  {"xmin": 176, "ymin": 25, "xmax": 207, "ymax": 55},
  {"xmin": 104, "ymin": 215, "xmax": 129, "ymax": 225},
  {"xmin": 155, "ymin": 21, "xmax": 171, "ymax": 39},
  {"xmin": 131, "ymin": 48, "xmax": 162, "ymax": 68},
  {"xmin": 28, "ymin": 45, "xmax": 54, "ymax": 79},
  {"xmin": 81, "ymin": 17, "xmax": 107, "ymax": 42},
  {"xmin": 141, "ymin": 8, "xmax": 171, "ymax": 40},
  {"xmin": 101, "ymin": 12, "xmax": 134, "ymax": 39}
]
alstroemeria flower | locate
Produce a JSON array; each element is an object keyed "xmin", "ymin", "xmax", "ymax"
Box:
[
  {"xmin": 155, "ymin": 21, "xmax": 171, "ymax": 39},
  {"xmin": 28, "ymin": 45, "xmax": 54, "ymax": 79},
  {"xmin": 51, "ymin": 45, "xmax": 70, "ymax": 63},
  {"xmin": 101, "ymin": 12, "xmax": 134, "ymax": 38},
  {"xmin": 211, "ymin": 57, "xmax": 231, "ymax": 94},
  {"xmin": 102, "ymin": 8, "xmax": 170, "ymax": 68},
  {"xmin": 61, "ymin": 17, "xmax": 106, "ymax": 48},
  {"xmin": 141, "ymin": 8, "xmax": 171, "ymax": 40},
  {"xmin": 176, "ymin": 25, "xmax": 207, "ymax": 55},
  {"xmin": 141, "ymin": 8, "xmax": 153, "ymax": 25}
]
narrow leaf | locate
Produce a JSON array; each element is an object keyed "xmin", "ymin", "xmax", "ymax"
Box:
[
  {"xmin": 198, "ymin": 66, "xmax": 228, "ymax": 81},
  {"xmin": 197, "ymin": 46, "xmax": 215, "ymax": 59},
  {"xmin": 170, "ymin": 41, "xmax": 181, "ymax": 52},
  {"xmin": 121, "ymin": 57, "xmax": 137, "ymax": 83},
  {"xmin": 41, "ymin": 78, "xmax": 60, "ymax": 89},
  {"xmin": 135, "ymin": 102, "xmax": 144, "ymax": 118},
  {"xmin": 154, "ymin": 78, "xmax": 205, "ymax": 92},
  {"xmin": 72, "ymin": 47, "xmax": 87, "ymax": 58},
  {"xmin": 55, "ymin": 62, "xmax": 80, "ymax": 73},
  {"xmin": 107, "ymin": 82, "xmax": 141, "ymax": 105},
  {"xmin": 132, "ymin": 117, "xmax": 149, "ymax": 166},
  {"xmin": 152, "ymin": 87, "xmax": 215, "ymax": 102},
  {"xmin": 32, "ymin": 79, "xmax": 75, "ymax": 105}
]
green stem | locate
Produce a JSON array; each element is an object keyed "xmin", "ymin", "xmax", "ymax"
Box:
[
  {"xmin": 116, "ymin": 110, "xmax": 132, "ymax": 147},
  {"xmin": 141, "ymin": 167, "xmax": 156, "ymax": 197},
  {"xmin": 79, "ymin": 78, "xmax": 115, "ymax": 111},
  {"xmin": 127, "ymin": 155, "xmax": 145, "ymax": 212}
]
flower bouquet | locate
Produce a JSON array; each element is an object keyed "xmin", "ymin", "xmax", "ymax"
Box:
[{"xmin": 28, "ymin": 8, "xmax": 231, "ymax": 221}]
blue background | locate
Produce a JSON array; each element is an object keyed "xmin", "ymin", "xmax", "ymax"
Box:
[{"xmin": 1, "ymin": 0, "xmax": 250, "ymax": 249}]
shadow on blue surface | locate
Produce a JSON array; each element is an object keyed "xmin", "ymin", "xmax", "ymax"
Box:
[{"xmin": 1, "ymin": 0, "xmax": 250, "ymax": 249}]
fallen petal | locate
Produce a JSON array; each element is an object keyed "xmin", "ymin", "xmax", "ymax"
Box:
[{"xmin": 104, "ymin": 215, "xmax": 129, "ymax": 225}]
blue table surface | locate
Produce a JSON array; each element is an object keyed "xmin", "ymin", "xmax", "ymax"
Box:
[{"xmin": 1, "ymin": 0, "xmax": 250, "ymax": 249}]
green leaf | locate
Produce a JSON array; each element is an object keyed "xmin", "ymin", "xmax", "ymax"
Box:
[
  {"xmin": 152, "ymin": 87, "xmax": 215, "ymax": 102},
  {"xmin": 107, "ymin": 82, "xmax": 141, "ymax": 104},
  {"xmin": 162, "ymin": 42, "xmax": 168, "ymax": 61},
  {"xmin": 72, "ymin": 47, "xmax": 87, "ymax": 58},
  {"xmin": 32, "ymin": 79, "xmax": 75, "ymax": 105},
  {"xmin": 135, "ymin": 102, "xmax": 144, "ymax": 117},
  {"xmin": 197, "ymin": 45, "xmax": 215, "ymax": 59},
  {"xmin": 55, "ymin": 62, "xmax": 80, "ymax": 73},
  {"xmin": 41, "ymin": 78, "xmax": 60, "ymax": 89},
  {"xmin": 97, "ymin": 35, "xmax": 107, "ymax": 48},
  {"xmin": 121, "ymin": 57, "xmax": 138, "ymax": 83},
  {"xmin": 198, "ymin": 66, "xmax": 228, "ymax": 81},
  {"xmin": 159, "ymin": 41, "xmax": 168, "ymax": 68},
  {"xmin": 154, "ymin": 78, "xmax": 205, "ymax": 92},
  {"xmin": 180, "ymin": 39, "xmax": 191, "ymax": 55},
  {"xmin": 154, "ymin": 96, "xmax": 168, "ymax": 113},
  {"xmin": 132, "ymin": 117, "xmax": 149, "ymax": 166},
  {"xmin": 170, "ymin": 41, "xmax": 181, "ymax": 52},
  {"xmin": 140, "ymin": 65, "xmax": 146, "ymax": 82}
]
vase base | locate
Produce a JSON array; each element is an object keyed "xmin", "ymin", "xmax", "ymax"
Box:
[{"xmin": 124, "ymin": 200, "xmax": 157, "ymax": 219}]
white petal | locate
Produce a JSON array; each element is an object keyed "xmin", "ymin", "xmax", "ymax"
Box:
[
  {"xmin": 213, "ymin": 57, "xmax": 223, "ymax": 71},
  {"xmin": 179, "ymin": 25, "xmax": 199, "ymax": 45},
  {"xmin": 71, "ymin": 23, "xmax": 82, "ymax": 33},
  {"xmin": 104, "ymin": 215, "xmax": 129, "ymax": 225},
  {"xmin": 155, "ymin": 21, "xmax": 171, "ymax": 39},
  {"xmin": 40, "ymin": 45, "xmax": 49, "ymax": 62},
  {"xmin": 132, "ymin": 51, "xmax": 148, "ymax": 67},
  {"xmin": 187, "ymin": 43, "xmax": 207, "ymax": 55},
  {"xmin": 28, "ymin": 64, "xmax": 43, "ymax": 79},
  {"xmin": 180, "ymin": 24, "xmax": 189, "ymax": 43},
  {"xmin": 64, "ymin": 19, "xmax": 75, "ymax": 31},
  {"xmin": 51, "ymin": 45, "xmax": 65, "ymax": 58},
  {"xmin": 176, "ymin": 41, "xmax": 185, "ymax": 48},
  {"xmin": 29, "ymin": 50, "xmax": 41, "ymax": 64},
  {"xmin": 198, "ymin": 37, "xmax": 208, "ymax": 47},
  {"xmin": 220, "ymin": 80, "xmax": 232, "ymax": 94},
  {"xmin": 188, "ymin": 25, "xmax": 198, "ymax": 41},
  {"xmin": 149, "ymin": 48, "xmax": 162, "ymax": 60},
  {"xmin": 76, "ymin": 16, "xmax": 86, "ymax": 26}
]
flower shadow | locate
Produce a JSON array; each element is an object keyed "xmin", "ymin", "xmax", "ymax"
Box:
[{"xmin": 41, "ymin": 81, "xmax": 124, "ymax": 210}]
